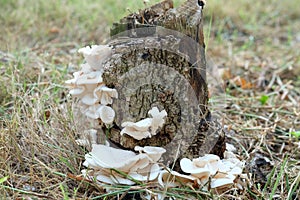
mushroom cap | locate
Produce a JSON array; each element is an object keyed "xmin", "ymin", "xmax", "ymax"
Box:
[
  {"xmin": 120, "ymin": 107, "xmax": 168, "ymax": 140},
  {"xmin": 76, "ymin": 71, "xmax": 103, "ymax": 85},
  {"xmin": 94, "ymin": 85, "xmax": 118, "ymax": 105},
  {"xmin": 80, "ymin": 63, "xmax": 93, "ymax": 73},
  {"xmin": 84, "ymin": 169, "xmax": 137, "ymax": 186},
  {"xmin": 78, "ymin": 45, "xmax": 112, "ymax": 71},
  {"xmin": 120, "ymin": 127, "xmax": 151, "ymax": 140},
  {"xmin": 148, "ymin": 107, "xmax": 167, "ymax": 120},
  {"xmin": 109, "ymin": 172, "xmax": 136, "ymax": 185},
  {"xmin": 213, "ymin": 160, "xmax": 230, "ymax": 173},
  {"xmin": 229, "ymin": 166, "xmax": 243, "ymax": 175},
  {"xmin": 199, "ymin": 154, "xmax": 220, "ymax": 163},
  {"xmin": 205, "ymin": 161, "xmax": 220, "ymax": 176},
  {"xmin": 84, "ymin": 144, "xmax": 153, "ymax": 173},
  {"xmin": 210, "ymin": 178, "xmax": 234, "ymax": 189},
  {"xmin": 82, "ymin": 104, "xmax": 101, "ymax": 119},
  {"xmin": 81, "ymin": 94, "xmax": 98, "ymax": 105},
  {"xmin": 148, "ymin": 107, "xmax": 167, "ymax": 134},
  {"xmin": 194, "ymin": 170, "xmax": 211, "ymax": 185},
  {"xmin": 180, "ymin": 158, "xmax": 211, "ymax": 174},
  {"xmin": 65, "ymin": 71, "xmax": 83, "ymax": 85},
  {"xmin": 69, "ymin": 86, "xmax": 85, "ymax": 97},
  {"xmin": 120, "ymin": 118, "xmax": 153, "ymax": 140},
  {"xmin": 128, "ymin": 163, "xmax": 161, "ymax": 181},
  {"xmin": 95, "ymin": 174, "xmax": 118, "ymax": 185},
  {"xmin": 122, "ymin": 118, "xmax": 152, "ymax": 131},
  {"xmin": 134, "ymin": 146, "xmax": 166, "ymax": 162},
  {"xmin": 158, "ymin": 169, "xmax": 196, "ymax": 188},
  {"xmin": 99, "ymin": 105, "xmax": 115, "ymax": 124},
  {"xmin": 81, "ymin": 104, "xmax": 115, "ymax": 124},
  {"xmin": 82, "ymin": 145, "xmax": 165, "ymax": 185}
]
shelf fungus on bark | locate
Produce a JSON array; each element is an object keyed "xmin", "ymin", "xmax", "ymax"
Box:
[
  {"xmin": 78, "ymin": 45, "xmax": 112, "ymax": 71},
  {"xmin": 65, "ymin": 44, "xmax": 118, "ymax": 125},
  {"xmin": 82, "ymin": 144, "xmax": 165, "ymax": 185},
  {"xmin": 120, "ymin": 107, "xmax": 167, "ymax": 140}
]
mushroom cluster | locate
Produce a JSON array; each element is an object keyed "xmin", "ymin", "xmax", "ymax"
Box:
[
  {"xmin": 65, "ymin": 45, "xmax": 118, "ymax": 124},
  {"xmin": 66, "ymin": 45, "xmax": 248, "ymax": 195},
  {"xmin": 157, "ymin": 151, "xmax": 246, "ymax": 191},
  {"xmin": 82, "ymin": 144, "xmax": 247, "ymax": 191},
  {"xmin": 82, "ymin": 144, "xmax": 166, "ymax": 185},
  {"xmin": 179, "ymin": 152, "xmax": 245, "ymax": 189},
  {"xmin": 121, "ymin": 107, "xmax": 167, "ymax": 140}
]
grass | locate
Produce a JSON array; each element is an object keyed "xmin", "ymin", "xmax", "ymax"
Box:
[{"xmin": 1, "ymin": 0, "xmax": 300, "ymax": 199}]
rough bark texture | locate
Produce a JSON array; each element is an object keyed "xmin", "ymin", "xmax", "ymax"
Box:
[{"xmin": 102, "ymin": 0, "xmax": 225, "ymax": 167}]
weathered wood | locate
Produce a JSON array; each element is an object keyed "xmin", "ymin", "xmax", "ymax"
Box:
[{"xmin": 103, "ymin": 0, "xmax": 225, "ymax": 166}]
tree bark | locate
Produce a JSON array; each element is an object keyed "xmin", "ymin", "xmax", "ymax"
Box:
[{"xmin": 102, "ymin": 0, "xmax": 225, "ymax": 167}]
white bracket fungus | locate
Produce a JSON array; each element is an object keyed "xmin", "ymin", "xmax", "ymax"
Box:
[
  {"xmin": 179, "ymin": 153, "xmax": 245, "ymax": 189},
  {"xmin": 78, "ymin": 45, "xmax": 112, "ymax": 71},
  {"xmin": 65, "ymin": 45, "xmax": 118, "ymax": 125},
  {"xmin": 158, "ymin": 169, "xmax": 197, "ymax": 188},
  {"xmin": 83, "ymin": 144, "xmax": 166, "ymax": 185},
  {"xmin": 120, "ymin": 107, "xmax": 167, "ymax": 140}
]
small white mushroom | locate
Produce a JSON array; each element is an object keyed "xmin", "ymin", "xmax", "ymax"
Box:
[
  {"xmin": 81, "ymin": 94, "xmax": 99, "ymax": 106},
  {"xmin": 88, "ymin": 168, "xmax": 137, "ymax": 185},
  {"xmin": 120, "ymin": 107, "xmax": 168, "ymax": 140},
  {"xmin": 180, "ymin": 158, "xmax": 212, "ymax": 185},
  {"xmin": 80, "ymin": 63, "xmax": 93, "ymax": 73},
  {"xmin": 109, "ymin": 172, "xmax": 136, "ymax": 185},
  {"xmin": 65, "ymin": 71, "xmax": 83, "ymax": 85},
  {"xmin": 66, "ymin": 71, "xmax": 103, "ymax": 101},
  {"xmin": 229, "ymin": 166, "xmax": 243, "ymax": 175},
  {"xmin": 148, "ymin": 107, "xmax": 167, "ymax": 135},
  {"xmin": 180, "ymin": 158, "xmax": 210, "ymax": 174},
  {"xmin": 76, "ymin": 71, "xmax": 103, "ymax": 85},
  {"xmin": 123, "ymin": 118, "xmax": 152, "ymax": 131},
  {"xmin": 210, "ymin": 178, "xmax": 234, "ymax": 189},
  {"xmin": 84, "ymin": 144, "xmax": 150, "ymax": 172},
  {"xmin": 128, "ymin": 163, "xmax": 161, "ymax": 181},
  {"xmin": 158, "ymin": 169, "xmax": 196, "ymax": 188},
  {"xmin": 95, "ymin": 173, "xmax": 118, "ymax": 185},
  {"xmin": 81, "ymin": 104, "xmax": 101, "ymax": 119},
  {"xmin": 120, "ymin": 118, "xmax": 152, "ymax": 140},
  {"xmin": 82, "ymin": 104, "xmax": 115, "ymax": 124},
  {"xmin": 69, "ymin": 86, "xmax": 85, "ymax": 97},
  {"xmin": 78, "ymin": 45, "xmax": 112, "ymax": 71},
  {"xmin": 98, "ymin": 105, "xmax": 115, "ymax": 124},
  {"xmin": 180, "ymin": 155, "xmax": 220, "ymax": 174},
  {"xmin": 134, "ymin": 146, "xmax": 166, "ymax": 162},
  {"xmin": 94, "ymin": 85, "xmax": 118, "ymax": 105},
  {"xmin": 68, "ymin": 83, "xmax": 98, "ymax": 102}
]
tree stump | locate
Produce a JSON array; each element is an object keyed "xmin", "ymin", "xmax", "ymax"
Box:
[{"xmin": 102, "ymin": 0, "xmax": 225, "ymax": 168}]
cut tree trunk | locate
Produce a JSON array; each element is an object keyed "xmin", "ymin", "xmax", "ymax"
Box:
[{"xmin": 102, "ymin": 0, "xmax": 225, "ymax": 168}]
